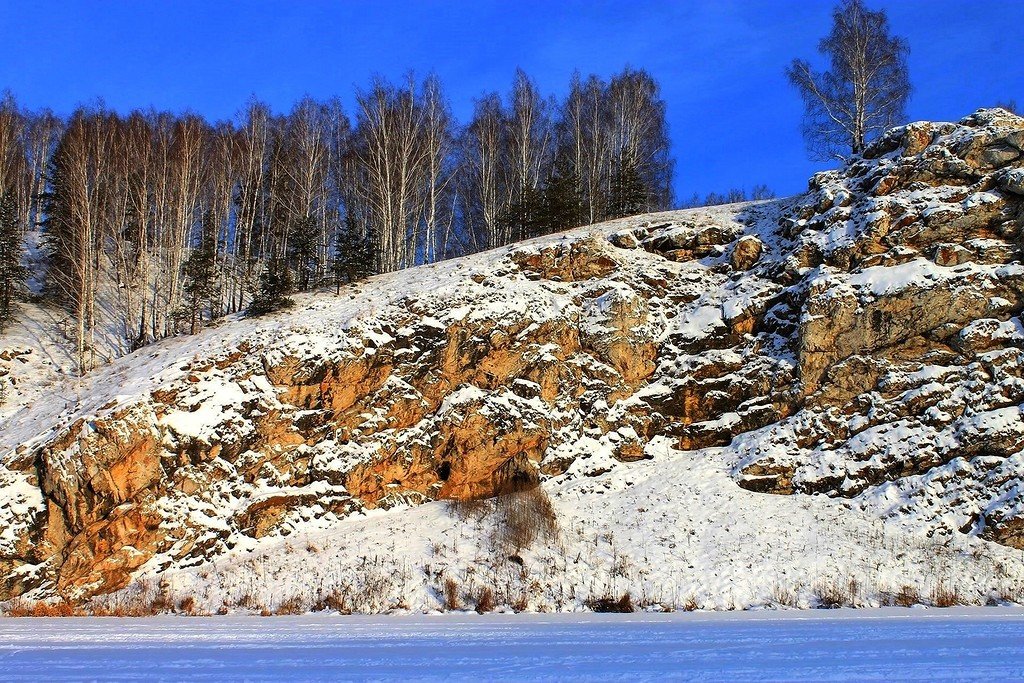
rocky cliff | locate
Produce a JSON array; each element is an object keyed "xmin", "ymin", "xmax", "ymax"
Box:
[{"xmin": 1, "ymin": 109, "xmax": 1023, "ymax": 611}]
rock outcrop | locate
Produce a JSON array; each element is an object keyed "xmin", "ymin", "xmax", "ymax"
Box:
[{"xmin": 1, "ymin": 108, "xmax": 1023, "ymax": 602}]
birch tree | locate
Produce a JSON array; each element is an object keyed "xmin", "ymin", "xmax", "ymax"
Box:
[
  {"xmin": 606, "ymin": 68, "xmax": 672, "ymax": 217},
  {"xmin": 460, "ymin": 93, "xmax": 507, "ymax": 250},
  {"xmin": 419, "ymin": 75, "xmax": 454, "ymax": 264},
  {"xmin": 351, "ymin": 76, "xmax": 430, "ymax": 273},
  {"xmin": 44, "ymin": 109, "xmax": 115, "ymax": 374},
  {"xmin": 787, "ymin": 0, "xmax": 910, "ymax": 160},
  {"xmin": 502, "ymin": 69, "xmax": 553, "ymax": 242}
]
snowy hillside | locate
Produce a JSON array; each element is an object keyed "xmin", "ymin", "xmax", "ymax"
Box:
[{"xmin": 2, "ymin": 108, "xmax": 1024, "ymax": 614}]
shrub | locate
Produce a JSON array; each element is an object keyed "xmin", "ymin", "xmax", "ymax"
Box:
[
  {"xmin": 4, "ymin": 598, "xmax": 79, "ymax": 617},
  {"xmin": 443, "ymin": 578, "xmax": 460, "ymax": 611},
  {"xmin": 321, "ymin": 590, "xmax": 351, "ymax": 615},
  {"xmin": 771, "ymin": 583, "xmax": 797, "ymax": 607},
  {"xmin": 493, "ymin": 487, "xmax": 557, "ymax": 553},
  {"xmin": 275, "ymin": 596, "xmax": 305, "ymax": 615},
  {"xmin": 813, "ymin": 579, "xmax": 852, "ymax": 609},
  {"xmin": 882, "ymin": 584, "xmax": 922, "ymax": 607},
  {"xmin": 474, "ymin": 586, "xmax": 496, "ymax": 614},
  {"xmin": 448, "ymin": 496, "xmax": 490, "ymax": 522},
  {"xmin": 511, "ymin": 594, "xmax": 530, "ymax": 612},
  {"xmin": 178, "ymin": 596, "xmax": 197, "ymax": 614},
  {"xmin": 931, "ymin": 583, "xmax": 962, "ymax": 608},
  {"xmin": 587, "ymin": 593, "xmax": 634, "ymax": 613}
]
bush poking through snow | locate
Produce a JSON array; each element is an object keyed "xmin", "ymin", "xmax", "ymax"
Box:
[
  {"xmin": 586, "ymin": 592, "xmax": 635, "ymax": 613},
  {"xmin": 4, "ymin": 598, "xmax": 79, "ymax": 617},
  {"xmin": 447, "ymin": 497, "xmax": 490, "ymax": 522},
  {"xmin": 474, "ymin": 586, "xmax": 495, "ymax": 613},
  {"xmin": 813, "ymin": 578, "xmax": 860, "ymax": 609},
  {"xmin": 443, "ymin": 577, "xmax": 460, "ymax": 611},
  {"xmin": 931, "ymin": 583, "xmax": 963, "ymax": 608},
  {"xmin": 771, "ymin": 583, "xmax": 798, "ymax": 608},
  {"xmin": 178, "ymin": 596, "xmax": 196, "ymax": 615},
  {"xmin": 275, "ymin": 596, "xmax": 306, "ymax": 615},
  {"xmin": 492, "ymin": 487, "xmax": 558, "ymax": 553},
  {"xmin": 878, "ymin": 585, "xmax": 922, "ymax": 607}
]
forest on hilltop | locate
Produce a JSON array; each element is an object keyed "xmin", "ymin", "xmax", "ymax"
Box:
[{"xmin": 0, "ymin": 68, "xmax": 673, "ymax": 372}]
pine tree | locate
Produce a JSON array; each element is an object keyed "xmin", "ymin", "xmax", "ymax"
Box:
[
  {"xmin": 535, "ymin": 168, "xmax": 585, "ymax": 237},
  {"xmin": 497, "ymin": 185, "xmax": 544, "ymax": 242},
  {"xmin": 288, "ymin": 215, "xmax": 319, "ymax": 292},
  {"xmin": 178, "ymin": 209, "xmax": 219, "ymax": 334},
  {"xmin": 247, "ymin": 256, "xmax": 294, "ymax": 316},
  {"xmin": 608, "ymin": 157, "xmax": 647, "ymax": 219},
  {"xmin": 0, "ymin": 191, "xmax": 24, "ymax": 332},
  {"xmin": 332, "ymin": 216, "xmax": 373, "ymax": 294}
]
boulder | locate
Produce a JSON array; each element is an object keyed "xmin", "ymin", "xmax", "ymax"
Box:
[{"xmin": 730, "ymin": 236, "xmax": 763, "ymax": 271}]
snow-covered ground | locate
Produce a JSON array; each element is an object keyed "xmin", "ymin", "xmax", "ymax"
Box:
[
  {"xmin": 2, "ymin": 609, "xmax": 1023, "ymax": 681},
  {"xmin": 144, "ymin": 439, "xmax": 1024, "ymax": 614}
]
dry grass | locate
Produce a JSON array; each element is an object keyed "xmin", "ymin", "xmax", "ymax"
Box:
[
  {"xmin": 493, "ymin": 487, "xmax": 558, "ymax": 553},
  {"xmin": 5, "ymin": 579, "xmax": 199, "ymax": 617},
  {"xmin": 474, "ymin": 586, "xmax": 495, "ymax": 614},
  {"xmin": 448, "ymin": 497, "xmax": 490, "ymax": 522},
  {"xmin": 930, "ymin": 582, "xmax": 963, "ymax": 607},
  {"xmin": 4, "ymin": 598, "xmax": 80, "ymax": 617},
  {"xmin": 275, "ymin": 595, "xmax": 305, "ymax": 615},
  {"xmin": 511, "ymin": 594, "xmax": 530, "ymax": 612},
  {"xmin": 813, "ymin": 578, "xmax": 859, "ymax": 609},
  {"xmin": 586, "ymin": 592, "xmax": 634, "ymax": 613},
  {"xmin": 771, "ymin": 583, "xmax": 798, "ymax": 607},
  {"xmin": 442, "ymin": 577, "xmax": 461, "ymax": 611},
  {"xmin": 316, "ymin": 590, "xmax": 353, "ymax": 615},
  {"xmin": 878, "ymin": 584, "xmax": 921, "ymax": 607},
  {"xmin": 895, "ymin": 585, "xmax": 920, "ymax": 607}
]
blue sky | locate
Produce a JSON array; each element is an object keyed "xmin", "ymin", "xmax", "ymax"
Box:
[{"xmin": 0, "ymin": 0, "xmax": 1019, "ymax": 200}]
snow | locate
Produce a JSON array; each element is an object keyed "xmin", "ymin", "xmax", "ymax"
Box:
[
  {"xmin": 1, "ymin": 609, "xmax": 1022, "ymax": 682},
  {"xmin": 2, "ymin": 169, "xmax": 1023, "ymax": 614},
  {"xmin": 117, "ymin": 438, "xmax": 1022, "ymax": 615}
]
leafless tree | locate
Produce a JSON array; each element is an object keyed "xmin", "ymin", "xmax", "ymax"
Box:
[
  {"xmin": 23, "ymin": 109, "xmax": 62, "ymax": 231},
  {"xmin": 558, "ymin": 73, "xmax": 617, "ymax": 225},
  {"xmin": 234, "ymin": 99, "xmax": 272, "ymax": 307},
  {"xmin": 504, "ymin": 69, "xmax": 553, "ymax": 242},
  {"xmin": 44, "ymin": 108, "xmax": 116, "ymax": 373},
  {"xmin": 787, "ymin": 0, "xmax": 910, "ymax": 160},
  {"xmin": 419, "ymin": 75, "xmax": 455, "ymax": 263},
  {"xmin": 22, "ymin": 69, "xmax": 676, "ymax": 363},
  {"xmin": 460, "ymin": 93, "xmax": 507, "ymax": 250},
  {"xmin": 606, "ymin": 68, "xmax": 672, "ymax": 213},
  {"xmin": 0, "ymin": 93, "xmax": 28, "ymax": 227},
  {"xmin": 206, "ymin": 121, "xmax": 237, "ymax": 319},
  {"xmin": 351, "ymin": 75, "xmax": 431, "ymax": 272},
  {"xmin": 555, "ymin": 69, "xmax": 671, "ymax": 226}
]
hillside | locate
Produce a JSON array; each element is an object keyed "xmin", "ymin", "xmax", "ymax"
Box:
[{"xmin": 2, "ymin": 108, "xmax": 1024, "ymax": 614}]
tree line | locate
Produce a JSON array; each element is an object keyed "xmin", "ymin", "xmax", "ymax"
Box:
[
  {"xmin": 680, "ymin": 184, "xmax": 775, "ymax": 209},
  {"xmin": 0, "ymin": 68, "xmax": 673, "ymax": 373},
  {"xmin": 3, "ymin": 0, "xmax": 975, "ymax": 377}
]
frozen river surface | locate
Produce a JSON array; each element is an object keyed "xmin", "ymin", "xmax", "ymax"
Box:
[{"xmin": 1, "ymin": 608, "xmax": 1023, "ymax": 681}]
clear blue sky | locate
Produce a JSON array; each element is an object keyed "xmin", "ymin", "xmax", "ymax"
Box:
[{"xmin": 0, "ymin": 0, "xmax": 1019, "ymax": 200}]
